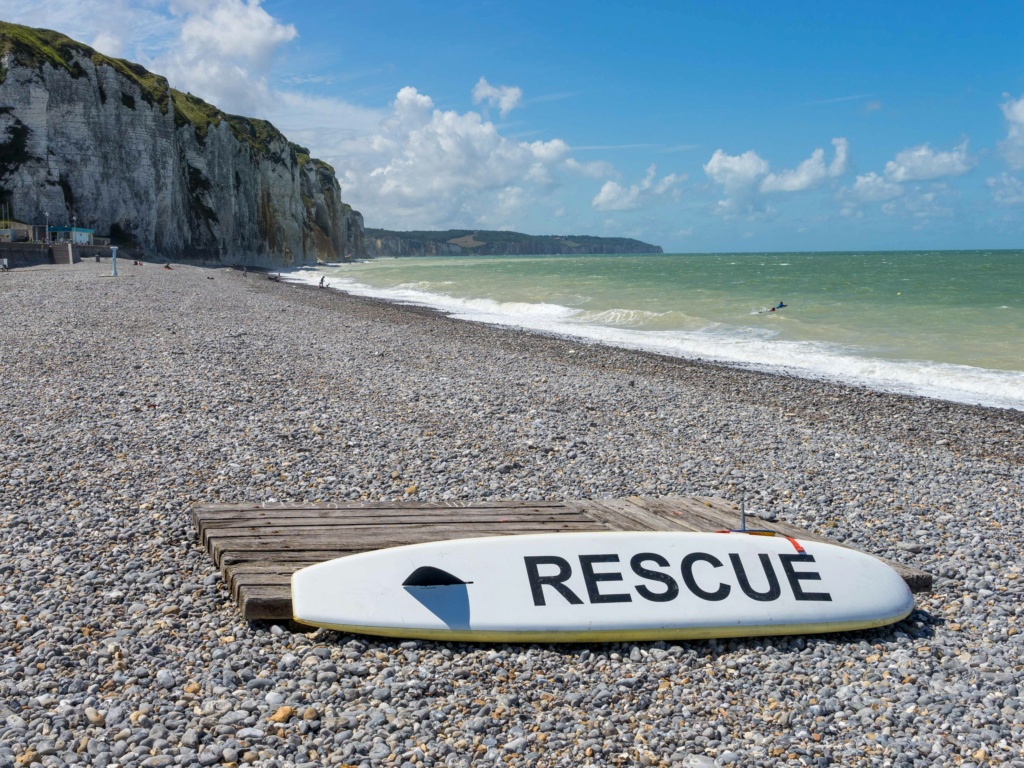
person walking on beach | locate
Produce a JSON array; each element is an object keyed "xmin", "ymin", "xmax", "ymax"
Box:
[{"xmin": 319, "ymin": 276, "xmax": 325, "ymax": 288}]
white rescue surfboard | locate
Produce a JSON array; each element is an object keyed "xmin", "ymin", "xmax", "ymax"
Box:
[{"xmin": 291, "ymin": 532, "xmax": 914, "ymax": 642}]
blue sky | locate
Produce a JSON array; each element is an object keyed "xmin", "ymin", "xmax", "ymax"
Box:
[{"xmin": 5, "ymin": 0, "xmax": 1024, "ymax": 252}]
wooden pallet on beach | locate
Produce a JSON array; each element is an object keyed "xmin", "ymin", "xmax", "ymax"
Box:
[{"xmin": 192, "ymin": 496, "xmax": 932, "ymax": 621}]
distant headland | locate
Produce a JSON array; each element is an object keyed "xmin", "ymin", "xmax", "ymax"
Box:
[{"xmin": 365, "ymin": 229, "xmax": 663, "ymax": 257}]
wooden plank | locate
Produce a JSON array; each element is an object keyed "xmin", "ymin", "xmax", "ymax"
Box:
[
  {"xmin": 192, "ymin": 505, "xmax": 581, "ymax": 540},
  {"xmin": 196, "ymin": 505, "xmax": 572, "ymax": 530},
  {"xmin": 226, "ymin": 572, "xmax": 294, "ymax": 601},
  {"xmin": 226, "ymin": 570, "xmax": 294, "ymax": 602},
  {"xmin": 574, "ymin": 498, "xmax": 695, "ymax": 532},
  {"xmin": 634, "ymin": 496, "xmax": 745, "ymax": 532},
  {"xmin": 194, "ymin": 498, "xmax": 566, "ymax": 522},
  {"xmin": 199, "ymin": 511, "xmax": 587, "ymax": 547},
  {"xmin": 218, "ymin": 549, "xmax": 369, "ymax": 566},
  {"xmin": 196, "ymin": 499, "xmax": 567, "ymax": 511},
  {"xmin": 237, "ymin": 587, "xmax": 293, "ymax": 621},
  {"xmin": 209, "ymin": 523, "xmax": 599, "ymax": 566}
]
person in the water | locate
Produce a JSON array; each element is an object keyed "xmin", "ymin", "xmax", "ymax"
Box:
[{"xmin": 776, "ymin": 301, "xmax": 787, "ymax": 309}]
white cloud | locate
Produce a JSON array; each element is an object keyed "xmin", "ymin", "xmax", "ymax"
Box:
[
  {"xmin": 703, "ymin": 149, "xmax": 769, "ymax": 216},
  {"xmin": 563, "ymin": 158, "xmax": 615, "ymax": 179},
  {"xmin": 883, "ymin": 140, "xmax": 973, "ymax": 182},
  {"xmin": 334, "ymin": 86, "xmax": 590, "ymax": 228},
  {"xmin": 591, "ymin": 181, "xmax": 637, "ymax": 211},
  {"xmin": 703, "ymin": 149, "xmax": 769, "ymax": 194},
  {"xmin": 849, "ymin": 172, "xmax": 904, "ymax": 202},
  {"xmin": 987, "ymin": 173, "xmax": 1024, "ymax": 206},
  {"xmin": 155, "ymin": 0, "xmax": 297, "ymax": 114},
  {"xmin": 855, "ymin": 182, "xmax": 956, "ymax": 227},
  {"xmin": 591, "ymin": 165, "xmax": 683, "ymax": 211},
  {"xmin": 472, "ymin": 77, "xmax": 523, "ymax": 117},
  {"xmin": 704, "ymin": 139, "xmax": 846, "ymax": 215},
  {"xmin": 828, "ymin": 137, "xmax": 849, "ymax": 177},
  {"xmin": 839, "ymin": 170, "xmax": 903, "ymax": 217},
  {"xmin": 760, "ymin": 138, "xmax": 849, "ymax": 192},
  {"xmin": 999, "ymin": 93, "xmax": 1024, "ymax": 170}
]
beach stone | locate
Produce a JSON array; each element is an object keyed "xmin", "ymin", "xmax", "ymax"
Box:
[
  {"xmin": 84, "ymin": 707, "xmax": 104, "ymax": 726},
  {"xmin": 155, "ymin": 670, "xmax": 175, "ymax": 689}
]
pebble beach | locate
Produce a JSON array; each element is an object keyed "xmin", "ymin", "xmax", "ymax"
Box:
[{"xmin": 1, "ymin": 259, "xmax": 1022, "ymax": 768}]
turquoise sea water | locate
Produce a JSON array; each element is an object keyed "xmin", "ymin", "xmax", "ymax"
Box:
[{"xmin": 294, "ymin": 251, "xmax": 1024, "ymax": 410}]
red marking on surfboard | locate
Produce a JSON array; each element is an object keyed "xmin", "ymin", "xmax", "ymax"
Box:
[{"xmin": 716, "ymin": 529, "xmax": 805, "ymax": 553}]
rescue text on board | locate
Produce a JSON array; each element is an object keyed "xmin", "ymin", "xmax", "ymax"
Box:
[{"xmin": 524, "ymin": 551, "xmax": 833, "ymax": 606}]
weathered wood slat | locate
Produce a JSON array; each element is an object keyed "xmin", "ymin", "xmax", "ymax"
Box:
[
  {"xmin": 193, "ymin": 499, "xmax": 566, "ymax": 527},
  {"xmin": 194, "ymin": 495, "xmax": 932, "ymax": 620},
  {"xmin": 227, "ymin": 571, "xmax": 295, "ymax": 602},
  {"xmin": 237, "ymin": 587, "xmax": 293, "ymax": 621},
  {"xmin": 218, "ymin": 550, "xmax": 366, "ymax": 567},
  {"xmin": 199, "ymin": 511, "xmax": 584, "ymax": 547},
  {"xmin": 574, "ymin": 498, "xmax": 694, "ymax": 532},
  {"xmin": 192, "ymin": 499, "xmax": 569, "ymax": 524},
  {"xmin": 195, "ymin": 505, "xmax": 570, "ymax": 529},
  {"xmin": 208, "ymin": 522, "xmax": 600, "ymax": 565},
  {"xmin": 197, "ymin": 506, "xmax": 577, "ymax": 524}
]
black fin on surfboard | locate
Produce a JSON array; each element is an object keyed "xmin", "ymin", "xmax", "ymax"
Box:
[{"xmin": 402, "ymin": 566, "xmax": 470, "ymax": 587}]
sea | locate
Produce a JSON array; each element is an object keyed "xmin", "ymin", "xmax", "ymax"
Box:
[{"xmin": 289, "ymin": 250, "xmax": 1024, "ymax": 411}]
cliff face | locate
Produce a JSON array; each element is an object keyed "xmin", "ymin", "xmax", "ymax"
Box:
[{"xmin": 0, "ymin": 22, "xmax": 363, "ymax": 266}]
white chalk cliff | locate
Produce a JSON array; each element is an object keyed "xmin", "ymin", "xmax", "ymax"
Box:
[{"xmin": 0, "ymin": 21, "xmax": 363, "ymax": 265}]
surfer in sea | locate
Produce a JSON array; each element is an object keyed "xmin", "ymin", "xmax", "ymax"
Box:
[{"xmin": 768, "ymin": 301, "xmax": 787, "ymax": 313}]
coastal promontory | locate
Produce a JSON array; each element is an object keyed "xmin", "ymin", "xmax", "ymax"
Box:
[{"xmin": 365, "ymin": 229, "xmax": 664, "ymax": 256}]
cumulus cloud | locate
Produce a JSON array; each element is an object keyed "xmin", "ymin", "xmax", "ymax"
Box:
[
  {"xmin": 879, "ymin": 187, "xmax": 956, "ymax": 224},
  {"xmin": 156, "ymin": 0, "xmax": 297, "ymax": 114},
  {"xmin": 563, "ymin": 158, "xmax": 615, "ymax": 179},
  {"xmin": 704, "ymin": 139, "xmax": 846, "ymax": 215},
  {"xmin": 999, "ymin": 93, "xmax": 1024, "ymax": 170},
  {"xmin": 472, "ymin": 77, "xmax": 523, "ymax": 117},
  {"xmin": 828, "ymin": 137, "xmax": 850, "ymax": 177},
  {"xmin": 703, "ymin": 149, "xmax": 769, "ymax": 194},
  {"xmin": 987, "ymin": 173, "xmax": 1024, "ymax": 206},
  {"xmin": 591, "ymin": 165, "xmax": 683, "ymax": 211},
  {"xmin": 334, "ymin": 86, "xmax": 588, "ymax": 228},
  {"xmin": 849, "ymin": 172, "xmax": 904, "ymax": 202},
  {"xmin": 842, "ymin": 140, "xmax": 974, "ymax": 219},
  {"xmin": 839, "ymin": 171, "xmax": 903, "ymax": 217},
  {"xmin": 883, "ymin": 140, "xmax": 973, "ymax": 182},
  {"xmin": 759, "ymin": 138, "xmax": 848, "ymax": 193}
]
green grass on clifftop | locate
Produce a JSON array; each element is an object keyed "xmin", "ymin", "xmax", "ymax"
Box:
[
  {"xmin": 171, "ymin": 89, "xmax": 287, "ymax": 156},
  {"xmin": 0, "ymin": 21, "xmax": 300, "ymax": 162},
  {"xmin": 0, "ymin": 21, "xmax": 170, "ymax": 111}
]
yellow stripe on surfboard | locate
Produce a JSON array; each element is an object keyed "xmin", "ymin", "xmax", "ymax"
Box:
[{"xmin": 292, "ymin": 606, "xmax": 913, "ymax": 643}]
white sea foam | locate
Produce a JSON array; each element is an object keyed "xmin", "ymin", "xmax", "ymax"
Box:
[{"xmin": 289, "ymin": 268, "xmax": 1024, "ymax": 411}]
